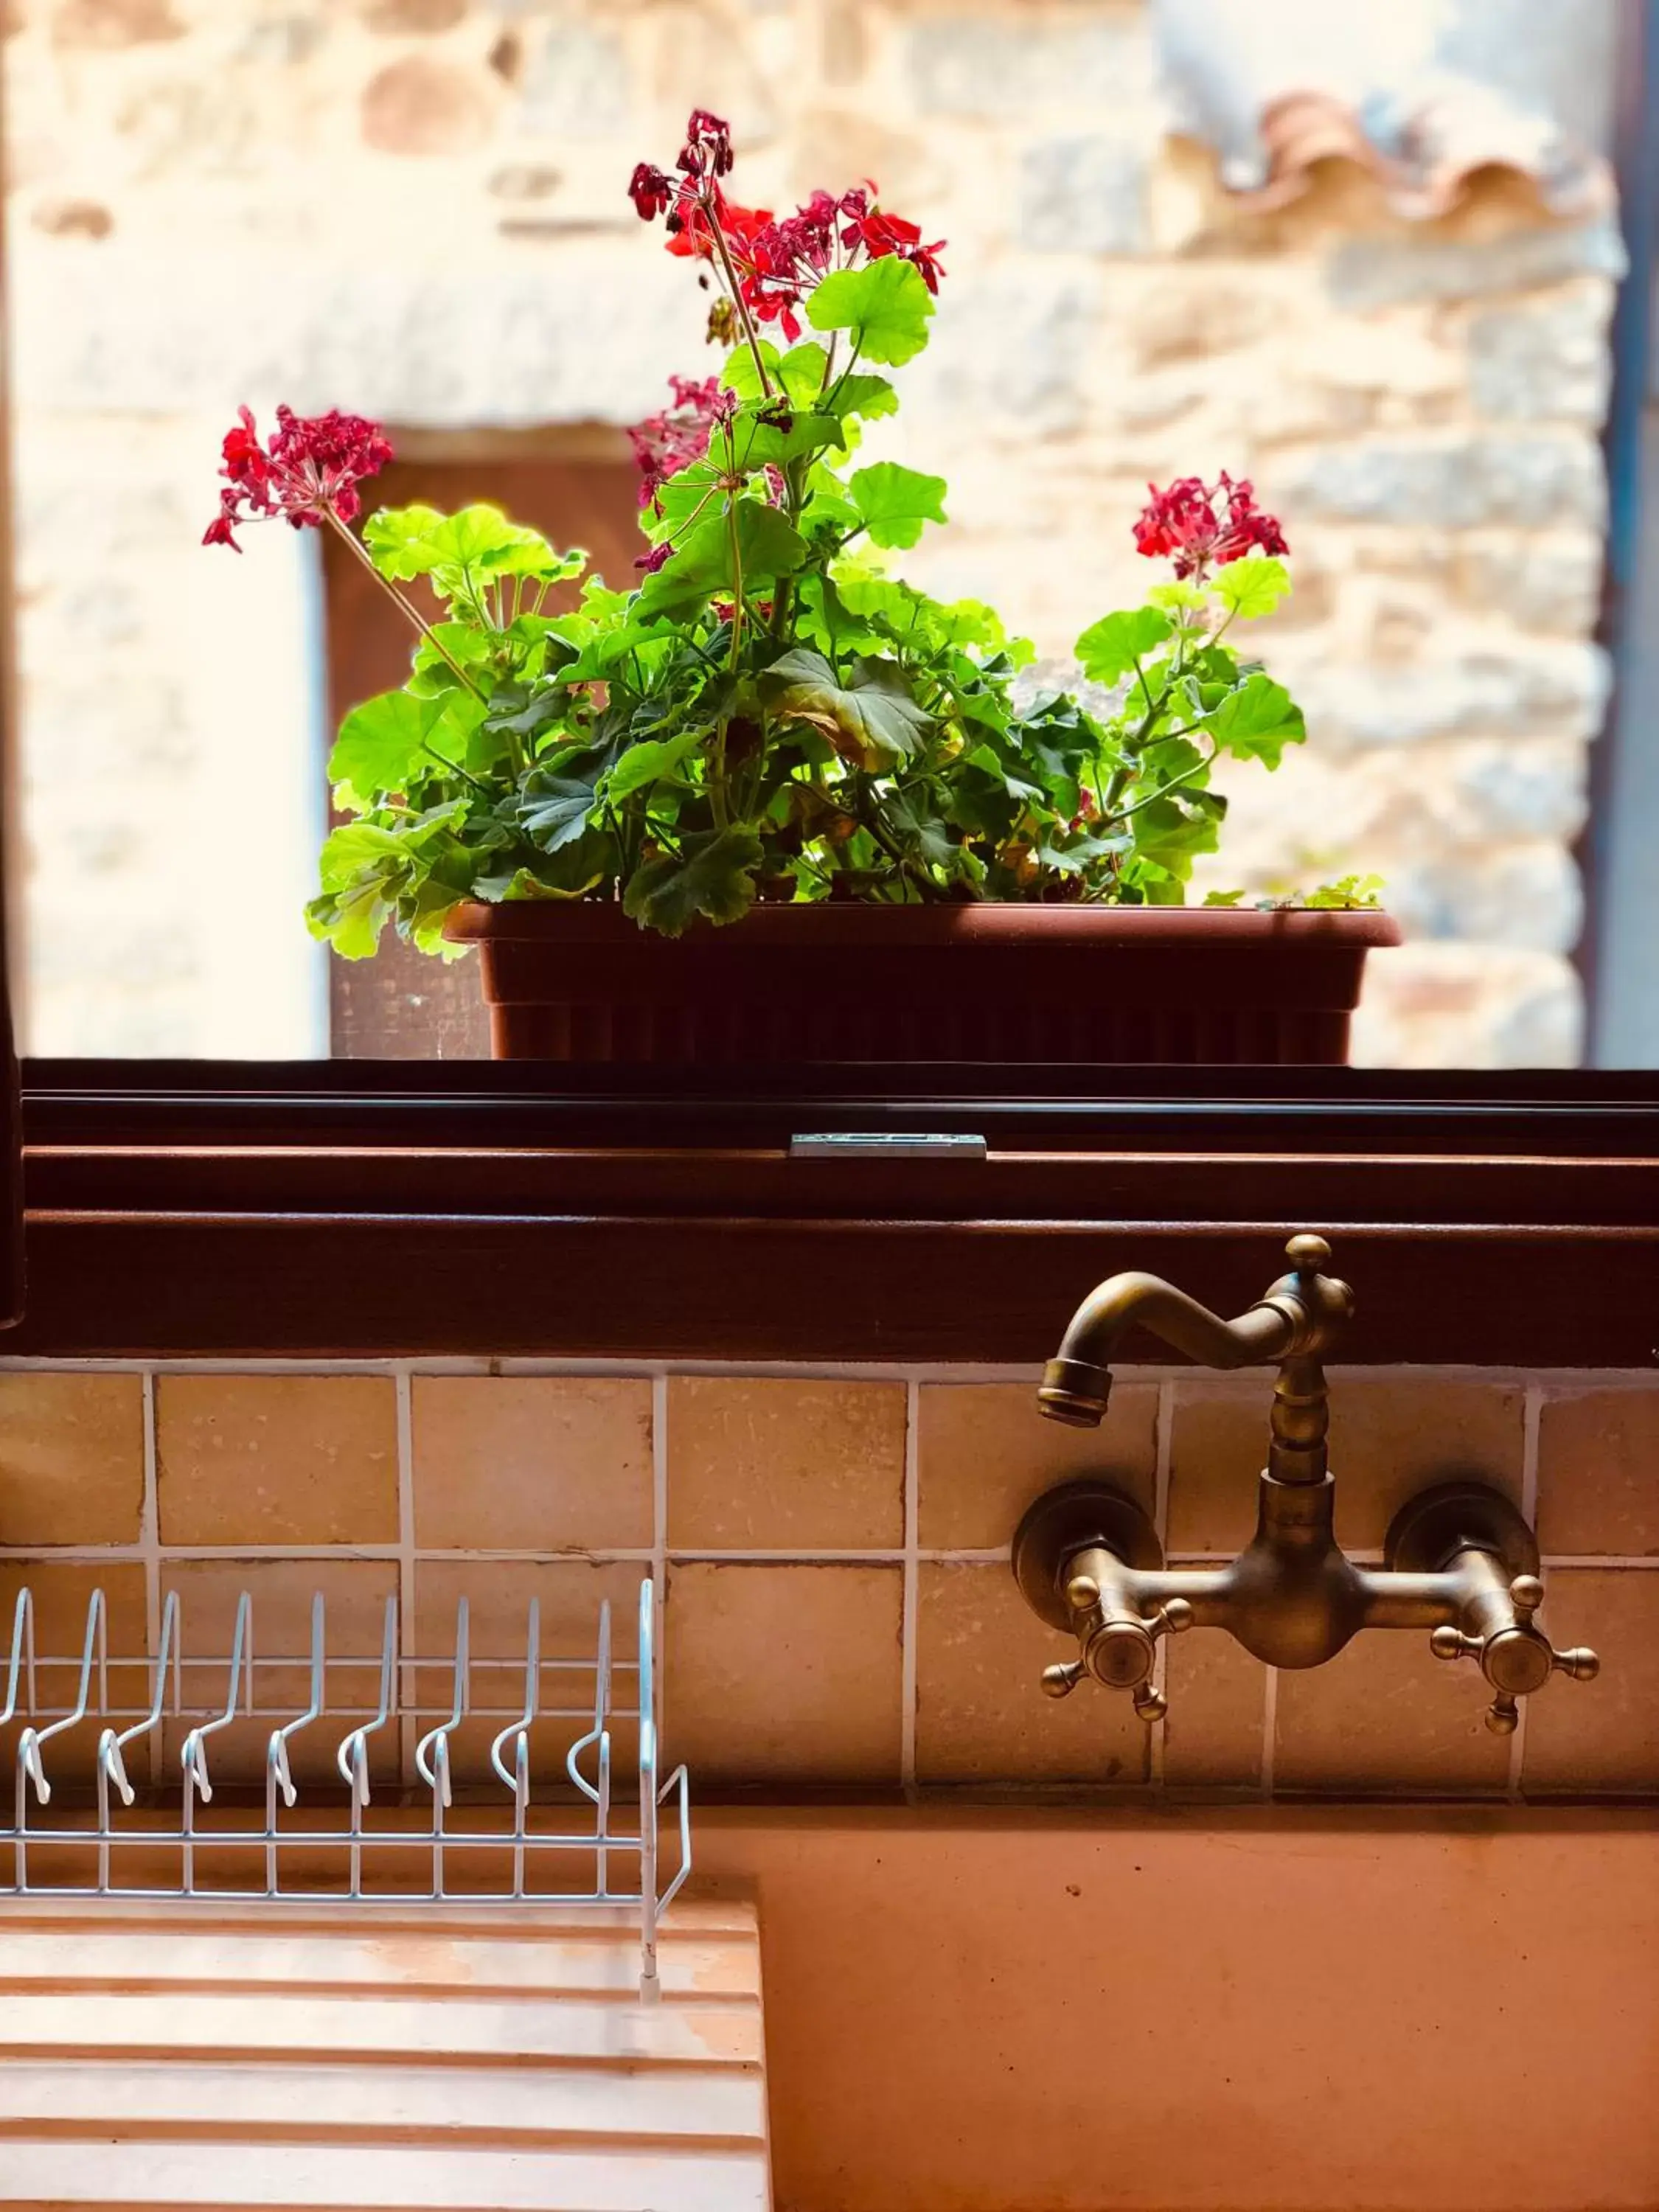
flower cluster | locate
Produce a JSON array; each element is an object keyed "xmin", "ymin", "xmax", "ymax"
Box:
[
  {"xmin": 627, "ymin": 109, "xmax": 945, "ymax": 349},
  {"xmin": 625, "ymin": 373, "xmax": 732, "ymax": 518},
  {"xmin": 203, "ymin": 405, "xmax": 393, "ymax": 552},
  {"xmin": 1133, "ymin": 473, "xmax": 1289, "ymax": 580}
]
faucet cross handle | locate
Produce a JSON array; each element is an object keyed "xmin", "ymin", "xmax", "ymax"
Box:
[
  {"xmin": 1430, "ymin": 1571, "xmax": 1601, "ymax": 1736},
  {"xmin": 1037, "ymin": 1566, "xmax": 1193, "ymax": 1722}
]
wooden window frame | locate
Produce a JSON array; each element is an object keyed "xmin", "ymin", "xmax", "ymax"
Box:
[{"xmin": 14, "ymin": 1058, "xmax": 1659, "ymax": 1366}]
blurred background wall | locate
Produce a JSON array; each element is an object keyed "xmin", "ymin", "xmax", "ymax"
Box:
[{"xmin": 0, "ymin": 0, "xmax": 1629, "ymax": 1062}]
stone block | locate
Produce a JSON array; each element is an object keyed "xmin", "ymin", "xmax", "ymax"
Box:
[
  {"xmin": 1325, "ymin": 218, "xmax": 1627, "ymax": 312},
  {"xmin": 1350, "ymin": 945, "xmax": 1582, "ymax": 1069},
  {"xmin": 52, "ymin": 0, "xmax": 183, "ymax": 45},
  {"xmin": 1278, "ymin": 431, "xmax": 1605, "ymax": 530},
  {"xmin": 513, "ymin": 13, "xmax": 634, "ymax": 139},
  {"xmin": 1383, "ymin": 838, "xmax": 1582, "ymax": 955},
  {"xmin": 361, "ymin": 55, "xmax": 496, "ymax": 156},
  {"xmin": 1451, "ymin": 530, "xmax": 1605, "ymax": 634},
  {"xmin": 362, "ymin": 0, "xmax": 466, "ymax": 29},
  {"xmin": 1276, "ymin": 640, "xmax": 1610, "ymax": 749},
  {"xmin": 906, "ymin": 10, "xmax": 1150, "ymax": 117},
  {"xmin": 1467, "ymin": 282, "xmax": 1615, "ymax": 424},
  {"xmin": 904, "ymin": 265, "xmax": 1103, "ymax": 436},
  {"xmin": 1019, "ymin": 132, "xmax": 1148, "ymax": 254}
]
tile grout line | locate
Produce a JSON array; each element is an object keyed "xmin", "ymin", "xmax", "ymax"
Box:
[
  {"xmin": 652, "ymin": 1372, "xmax": 669, "ymax": 1756},
  {"xmin": 900, "ymin": 1380, "xmax": 919, "ymax": 1803},
  {"xmin": 394, "ymin": 1367, "xmax": 417, "ymax": 1786},
  {"xmin": 14, "ymin": 1540, "xmax": 1657, "ymax": 1569},
  {"xmin": 139, "ymin": 1368, "xmax": 161, "ymax": 1786},
  {"xmin": 1149, "ymin": 1380, "xmax": 1174, "ymax": 1791},
  {"xmin": 1509, "ymin": 1381, "xmax": 1544, "ymax": 1802},
  {"xmin": 1260, "ymin": 1668, "xmax": 1278, "ymax": 1801}
]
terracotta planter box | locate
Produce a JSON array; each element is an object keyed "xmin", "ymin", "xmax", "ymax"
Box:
[{"xmin": 443, "ymin": 902, "xmax": 1399, "ymax": 1067}]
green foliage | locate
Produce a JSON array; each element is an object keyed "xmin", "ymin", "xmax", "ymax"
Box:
[
  {"xmin": 806, "ymin": 259, "xmax": 936, "ymax": 366},
  {"xmin": 847, "ymin": 462, "xmax": 948, "ymax": 550},
  {"xmin": 313, "ymin": 262, "xmax": 1357, "ymax": 960}
]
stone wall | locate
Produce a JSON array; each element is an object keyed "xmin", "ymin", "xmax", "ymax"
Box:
[{"xmin": 1, "ymin": 0, "xmax": 1623, "ymax": 1062}]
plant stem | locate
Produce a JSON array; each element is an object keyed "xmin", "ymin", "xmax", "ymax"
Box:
[
  {"xmin": 702, "ymin": 189, "xmax": 773, "ymax": 399},
  {"xmin": 323, "ymin": 511, "xmax": 488, "ymax": 703}
]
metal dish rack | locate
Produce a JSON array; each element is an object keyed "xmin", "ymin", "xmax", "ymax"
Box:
[{"xmin": 0, "ymin": 1577, "xmax": 689, "ymax": 1997}]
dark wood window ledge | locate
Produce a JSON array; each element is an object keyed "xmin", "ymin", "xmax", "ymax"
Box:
[{"xmin": 13, "ymin": 1064, "xmax": 1659, "ymax": 1367}]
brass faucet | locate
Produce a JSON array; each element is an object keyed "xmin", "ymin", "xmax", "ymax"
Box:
[{"xmin": 1015, "ymin": 1234, "xmax": 1599, "ymax": 1734}]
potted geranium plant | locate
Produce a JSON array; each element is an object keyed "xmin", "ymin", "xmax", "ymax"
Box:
[{"xmin": 206, "ymin": 108, "xmax": 1393, "ymax": 1068}]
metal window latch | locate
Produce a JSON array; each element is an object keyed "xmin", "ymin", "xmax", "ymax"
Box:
[{"xmin": 787, "ymin": 1132, "xmax": 988, "ymax": 1160}]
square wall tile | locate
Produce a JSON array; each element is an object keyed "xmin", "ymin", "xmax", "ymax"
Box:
[
  {"xmin": 667, "ymin": 1378, "xmax": 904, "ymax": 1550},
  {"xmin": 160, "ymin": 1557, "xmax": 400, "ymax": 1788},
  {"xmin": 1161, "ymin": 1628, "xmax": 1265, "ymax": 1790},
  {"xmin": 1274, "ymin": 1630, "xmax": 1512, "ymax": 1795},
  {"xmin": 1537, "ymin": 1389, "xmax": 1659, "ymax": 1557},
  {"xmin": 917, "ymin": 1381, "xmax": 1159, "ymax": 1551},
  {"xmin": 1169, "ymin": 1376, "xmax": 1525, "ymax": 1556},
  {"xmin": 0, "ymin": 1562, "xmax": 150, "ymax": 1792},
  {"xmin": 413, "ymin": 1377, "xmax": 653, "ymax": 1551},
  {"xmin": 0, "ymin": 1374, "xmax": 144, "ymax": 1546},
  {"xmin": 414, "ymin": 1557, "xmax": 644, "ymax": 1787},
  {"xmin": 1523, "ymin": 1570, "xmax": 1659, "ymax": 1795},
  {"xmin": 916, "ymin": 1563, "xmax": 1147, "ymax": 1784},
  {"xmin": 157, "ymin": 1377, "xmax": 398, "ymax": 1547},
  {"xmin": 664, "ymin": 1563, "xmax": 901, "ymax": 1786}
]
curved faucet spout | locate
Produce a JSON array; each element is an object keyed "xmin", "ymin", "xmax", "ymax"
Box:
[{"xmin": 1037, "ymin": 1234, "xmax": 1352, "ymax": 1428}]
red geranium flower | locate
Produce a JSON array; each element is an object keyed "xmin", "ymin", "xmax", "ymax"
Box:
[
  {"xmin": 203, "ymin": 404, "xmax": 392, "ymax": 552},
  {"xmin": 677, "ymin": 108, "xmax": 734, "ymax": 179},
  {"xmin": 628, "ymin": 161, "xmax": 675, "ymax": 220},
  {"xmin": 839, "ymin": 189, "xmax": 947, "ymax": 293},
  {"xmin": 627, "ymin": 373, "xmax": 734, "ymax": 510},
  {"xmin": 1133, "ymin": 473, "xmax": 1288, "ymax": 580}
]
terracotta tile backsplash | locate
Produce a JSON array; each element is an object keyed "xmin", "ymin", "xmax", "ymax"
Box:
[
  {"xmin": 664, "ymin": 1562, "xmax": 902, "ymax": 1785},
  {"xmin": 1169, "ymin": 1376, "xmax": 1526, "ymax": 1555},
  {"xmin": 0, "ymin": 1374, "xmax": 144, "ymax": 1547},
  {"xmin": 1536, "ymin": 1388, "xmax": 1659, "ymax": 1557},
  {"xmin": 667, "ymin": 1377, "xmax": 904, "ymax": 1549},
  {"xmin": 917, "ymin": 1563, "xmax": 1147, "ymax": 1785},
  {"xmin": 4, "ymin": 1360, "xmax": 1658, "ymax": 1801},
  {"xmin": 412, "ymin": 1377, "xmax": 653, "ymax": 1551},
  {"xmin": 157, "ymin": 1376, "xmax": 398, "ymax": 1546},
  {"xmin": 917, "ymin": 1380, "xmax": 1158, "ymax": 1549}
]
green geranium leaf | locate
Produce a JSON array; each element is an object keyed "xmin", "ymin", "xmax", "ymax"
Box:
[
  {"xmin": 1203, "ymin": 888, "xmax": 1248, "ymax": 908},
  {"xmin": 807, "ymin": 257, "xmax": 935, "ymax": 366},
  {"xmin": 1132, "ymin": 790, "xmax": 1226, "ymax": 873},
  {"xmin": 623, "ymin": 826, "xmax": 765, "ymax": 936},
  {"xmin": 328, "ymin": 689, "xmax": 484, "ymax": 805},
  {"xmin": 519, "ymin": 776, "xmax": 597, "ymax": 854},
  {"xmin": 1212, "ymin": 555, "xmax": 1291, "ymax": 620},
  {"xmin": 1304, "ymin": 872, "xmax": 1385, "ymax": 910},
  {"xmin": 307, "ymin": 880, "xmax": 389, "ymax": 961},
  {"xmin": 636, "ymin": 499, "xmax": 807, "ymax": 616},
  {"xmin": 1075, "ymin": 608, "xmax": 1173, "ymax": 687},
  {"xmin": 1148, "ymin": 580, "xmax": 1209, "ymax": 616},
  {"xmin": 1202, "ymin": 672, "xmax": 1306, "ymax": 768},
  {"xmin": 365, "ymin": 503, "xmax": 583, "ymax": 593},
  {"xmin": 762, "ymin": 648, "xmax": 935, "ymax": 768},
  {"xmin": 603, "ymin": 728, "xmax": 704, "ymax": 801},
  {"xmin": 825, "ymin": 372, "xmax": 899, "ymax": 423},
  {"xmin": 731, "ymin": 408, "xmax": 847, "ymax": 471},
  {"xmin": 848, "ymin": 462, "xmax": 948, "ymax": 550}
]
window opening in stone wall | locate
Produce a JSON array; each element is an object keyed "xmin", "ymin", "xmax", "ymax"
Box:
[{"xmin": 321, "ymin": 437, "xmax": 639, "ymax": 1059}]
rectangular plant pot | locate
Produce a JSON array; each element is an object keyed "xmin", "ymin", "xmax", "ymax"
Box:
[{"xmin": 442, "ymin": 903, "xmax": 1400, "ymax": 1067}]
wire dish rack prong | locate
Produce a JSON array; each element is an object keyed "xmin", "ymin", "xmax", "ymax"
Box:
[{"xmin": 0, "ymin": 1576, "xmax": 689, "ymax": 1999}]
